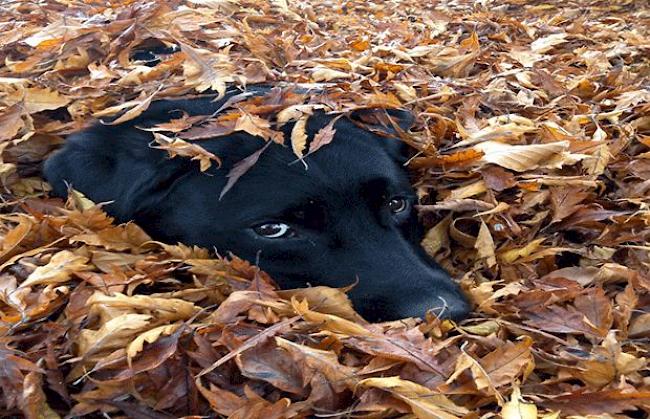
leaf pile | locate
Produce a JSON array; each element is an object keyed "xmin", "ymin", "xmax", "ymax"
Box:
[{"xmin": 1, "ymin": 0, "xmax": 650, "ymax": 417}]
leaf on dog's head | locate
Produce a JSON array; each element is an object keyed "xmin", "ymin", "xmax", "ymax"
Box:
[
  {"xmin": 276, "ymin": 104, "xmax": 317, "ymax": 126},
  {"xmin": 290, "ymin": 114, "xmax": 309, "ymax": 159},
  {"xmin": 95, "ymin": 85, "xmax": 162, "ymax": 125},
  {"xmin": 307, "ymin": 114, "xmax": 342, "ymax": 155},
  {"xmin": 143, "ymin": 113, "xmax": 201, "ymax": 133},
  {"xmin": 234, "ymin": 113, "xmax": 284, "ymax": 143},
  {"xmin": 180, "ymin": 41, "xmax": 234, "ymax": 98},
  {"xmin": 153, "ymin": 133, "xmax": 221, "ymax": 171},
  {"xmin": 219, "ymin": 141, "xmax": 272, "ymax": 200}
]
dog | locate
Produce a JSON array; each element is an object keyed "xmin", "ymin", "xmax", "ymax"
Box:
[{"xmin": 43, "ymin": 87, "xmax": 470, "ymax": 322}]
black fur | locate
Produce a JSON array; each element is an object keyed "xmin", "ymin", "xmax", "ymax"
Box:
[{"xmin": 44, "ymin": 87, "xmax": 470, "ymax": 321}]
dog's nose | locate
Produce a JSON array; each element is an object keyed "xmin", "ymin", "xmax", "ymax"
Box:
[
  {"xmin": 441, "ymin": 295, "xmax": 471, "ymax": 321},
  {"xmin": 354, "ymin": 291, "xmax": 471, "ymax": 322}
]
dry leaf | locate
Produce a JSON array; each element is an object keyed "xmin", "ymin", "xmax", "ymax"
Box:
[
  {"xmin": 359, "ymin": 377, "xmax": 468, "ymax": 419},
  {"xmin": 473, "ymin": 141, "xmax": 571, "ymax": 172}
]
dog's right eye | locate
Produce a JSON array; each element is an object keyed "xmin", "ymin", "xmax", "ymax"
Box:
[{"xmin": 253, "ymin": 223, "xmax": 295, "ymax": 238}]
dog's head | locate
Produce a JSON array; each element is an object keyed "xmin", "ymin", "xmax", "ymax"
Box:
[{"xmin": 44, "ymin": 92, "xmax": 470, "ymax": 322}]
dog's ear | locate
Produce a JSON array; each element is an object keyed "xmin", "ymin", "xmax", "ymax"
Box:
[
  {"xmin": 349, "ymin": 108, "xmax": 415, "ymax": 136},
  {"xmin": 44, "ymin": 92, "xmax": 271, "ymax": 221},
  {"xmin": 43, "ymin": 124, "xmax": 193, "ymax": 222}
]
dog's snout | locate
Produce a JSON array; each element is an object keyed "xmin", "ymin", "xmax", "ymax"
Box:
[
  {"xmin": 393, "ymin": 290, "xmax": 470, "ymax": 322},
  {"xmin": 352, "ymin": 280, "xmax": 470, "ymax": 322}
]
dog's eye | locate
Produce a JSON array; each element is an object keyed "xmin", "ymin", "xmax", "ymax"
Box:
[
  {"xmin": 253, "ymin": 223, "xmax": 295, "ymax": 238},
  {"xmin": 387, "ymin": 198, "xmax": 408, "ymax": 213}
]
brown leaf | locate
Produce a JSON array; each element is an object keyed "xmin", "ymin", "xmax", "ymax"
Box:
[
  {"xmin": 573, "ymin": 287, "xmax": 613, "ymax": 335},
  {"xmin": 236, "ymin": 339, "xmax": 304, "ymax": 394},
  {"xmin": 0, "ymin": 104, "xmax": 25, "ymax": 141},
  {"xmin": 195, "ymin": 379, "xmax": 246, "ymax": 416},
  {"xmin": 524, "ymin": 304, "xmax": 602, "ymax": 337},
  {"xmin": 541, "ymin": 390, "xmax": 650, "ymax": 415},
  {"xmin": 442, "ymin": 337, "xmax": 534, "ymax": 394},
  {"xmin": 480, "ymin": 165, "xmax": 517, "ymax": 191},
  {"xmin": 549, "ymin": 186, "xmax": 589, "ymax": 223},
  {"xmin": 307, "ymin": 115, "xmax": 341, "ymax": 155},
  {"xmin": 219, "ymin": 141, "xmax": 272, "ymax": 200},
  {"xmin": 21, "ymin": 371, "xmax": 59, "ymax": 419},
  {"xmin": 23, "ymin": 87, "xmax": 71, "ymax": 114},
  {"xmin": 152, "ymin": 133, "xmax": 222, "ymax": 172},
  {"xmin": 20, "ymin": 250, "xmax": 90, "ymax": 288},
  {"xmin": 275, "ymin": 337, "xmax": 358, "ymax": 392}
]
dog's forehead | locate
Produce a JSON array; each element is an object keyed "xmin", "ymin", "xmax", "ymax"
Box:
[
  {"xmin": 207, "ymin": 130, "xmax": 408, "ymax": 212},
  {"xmin": 264, "ymin": 127, "xmax": 404, "ymax": 186}
]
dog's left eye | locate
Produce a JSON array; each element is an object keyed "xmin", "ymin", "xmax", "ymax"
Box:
[
  {"xmin": 253, "ymin": 223, "xmax": 295, "ymax": 238},
  {"xmin": 387, "ymin": 198, "xmax": 408, "ymax": 213}
]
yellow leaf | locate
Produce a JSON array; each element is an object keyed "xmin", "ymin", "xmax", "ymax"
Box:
[
  {"xmin": 473, "ymin": 141, "xmax": 571, "ymax": 172},
  {"xmin": 311, "ymin": 66, "xmax": 351, "ymax": 82},
  {"xmin": 475, "ymin": 220, "xmax": 497, "ymax": 268},
  {"xmin": 276, "ymin": 104, "xmax": 317, "ymax": 126},
  {"xmin": 69, "ymin": 188, "xmax": 96, "ymax": 211},
  {"xmin": 277, "ymin": 286, "xmax": 364, "ymax": 322},
  {"xmin": 290, "ymin": 115, "xmax": 309, "ymax": 159},
  {"xmin": 153, "ymin": 133, "xmax": 221, "ymax": 171},
  {"xmin": 447, "ymin": 180, "xmax": 487, "ymax": 200},
  {"xmin": 77, "ymin": 313, "xmax": 152, "ymax": 357},
  {"xmin": 180, "ymin": 42, "xmax": 233, "ymax": 98},
  {"xmin": 20, "ymin": 250, "xmax": 89, "ymax": 288},
  {"xmin": 291, "ymin": 298, "xmax": 372, "ymax": 336},
  {"xmin": 501, "ymin": 385, "xmax": 538, "ymax": 419},
  {"xmin": 358, "ymin": 376, "xmax": 468, "ymax": 419},
  {"xmin": 86, "ymin": 292, "xmax": 199, "ymax": 322},
  {"xmin": 499, "ymin": 238, "xmax": 545, "ymax": 263},
  {"xmin": 461, "ymin": 320, "xmax": 500, "ymax": 336},
  {"xmin": 582, "ymin": 143, "xmax": 611, "ymax": 176},
  {"xmin": 23, "ymin": 87, "xmax": 71, "ymax": 114},
  {"xmin": 394, "ymin": 83, "xmax": 417, "ymax": 102},
  {"xmin": 530, "ymin": 33, "xmax": 568, "ymax": 53},
  {"xmin": 421, "ymin": 215, "xmax": 451, "ymax": 257},
  {"xmin": 127, "ymin": 323, "xmax": 180, "ymax": 365},
  {"xmin": 234, "ymin": 113, "xmax": 283, "ymax": 143}
]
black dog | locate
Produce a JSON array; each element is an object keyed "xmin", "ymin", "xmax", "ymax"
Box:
[{"xmin": 44, "ymin": 88, "xmax": 470, "ymax": 322}]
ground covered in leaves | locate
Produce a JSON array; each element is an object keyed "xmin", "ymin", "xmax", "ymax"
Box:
[{"xmin": 1, "ymin": 0, "xmax": 650, "ymax": 417}]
